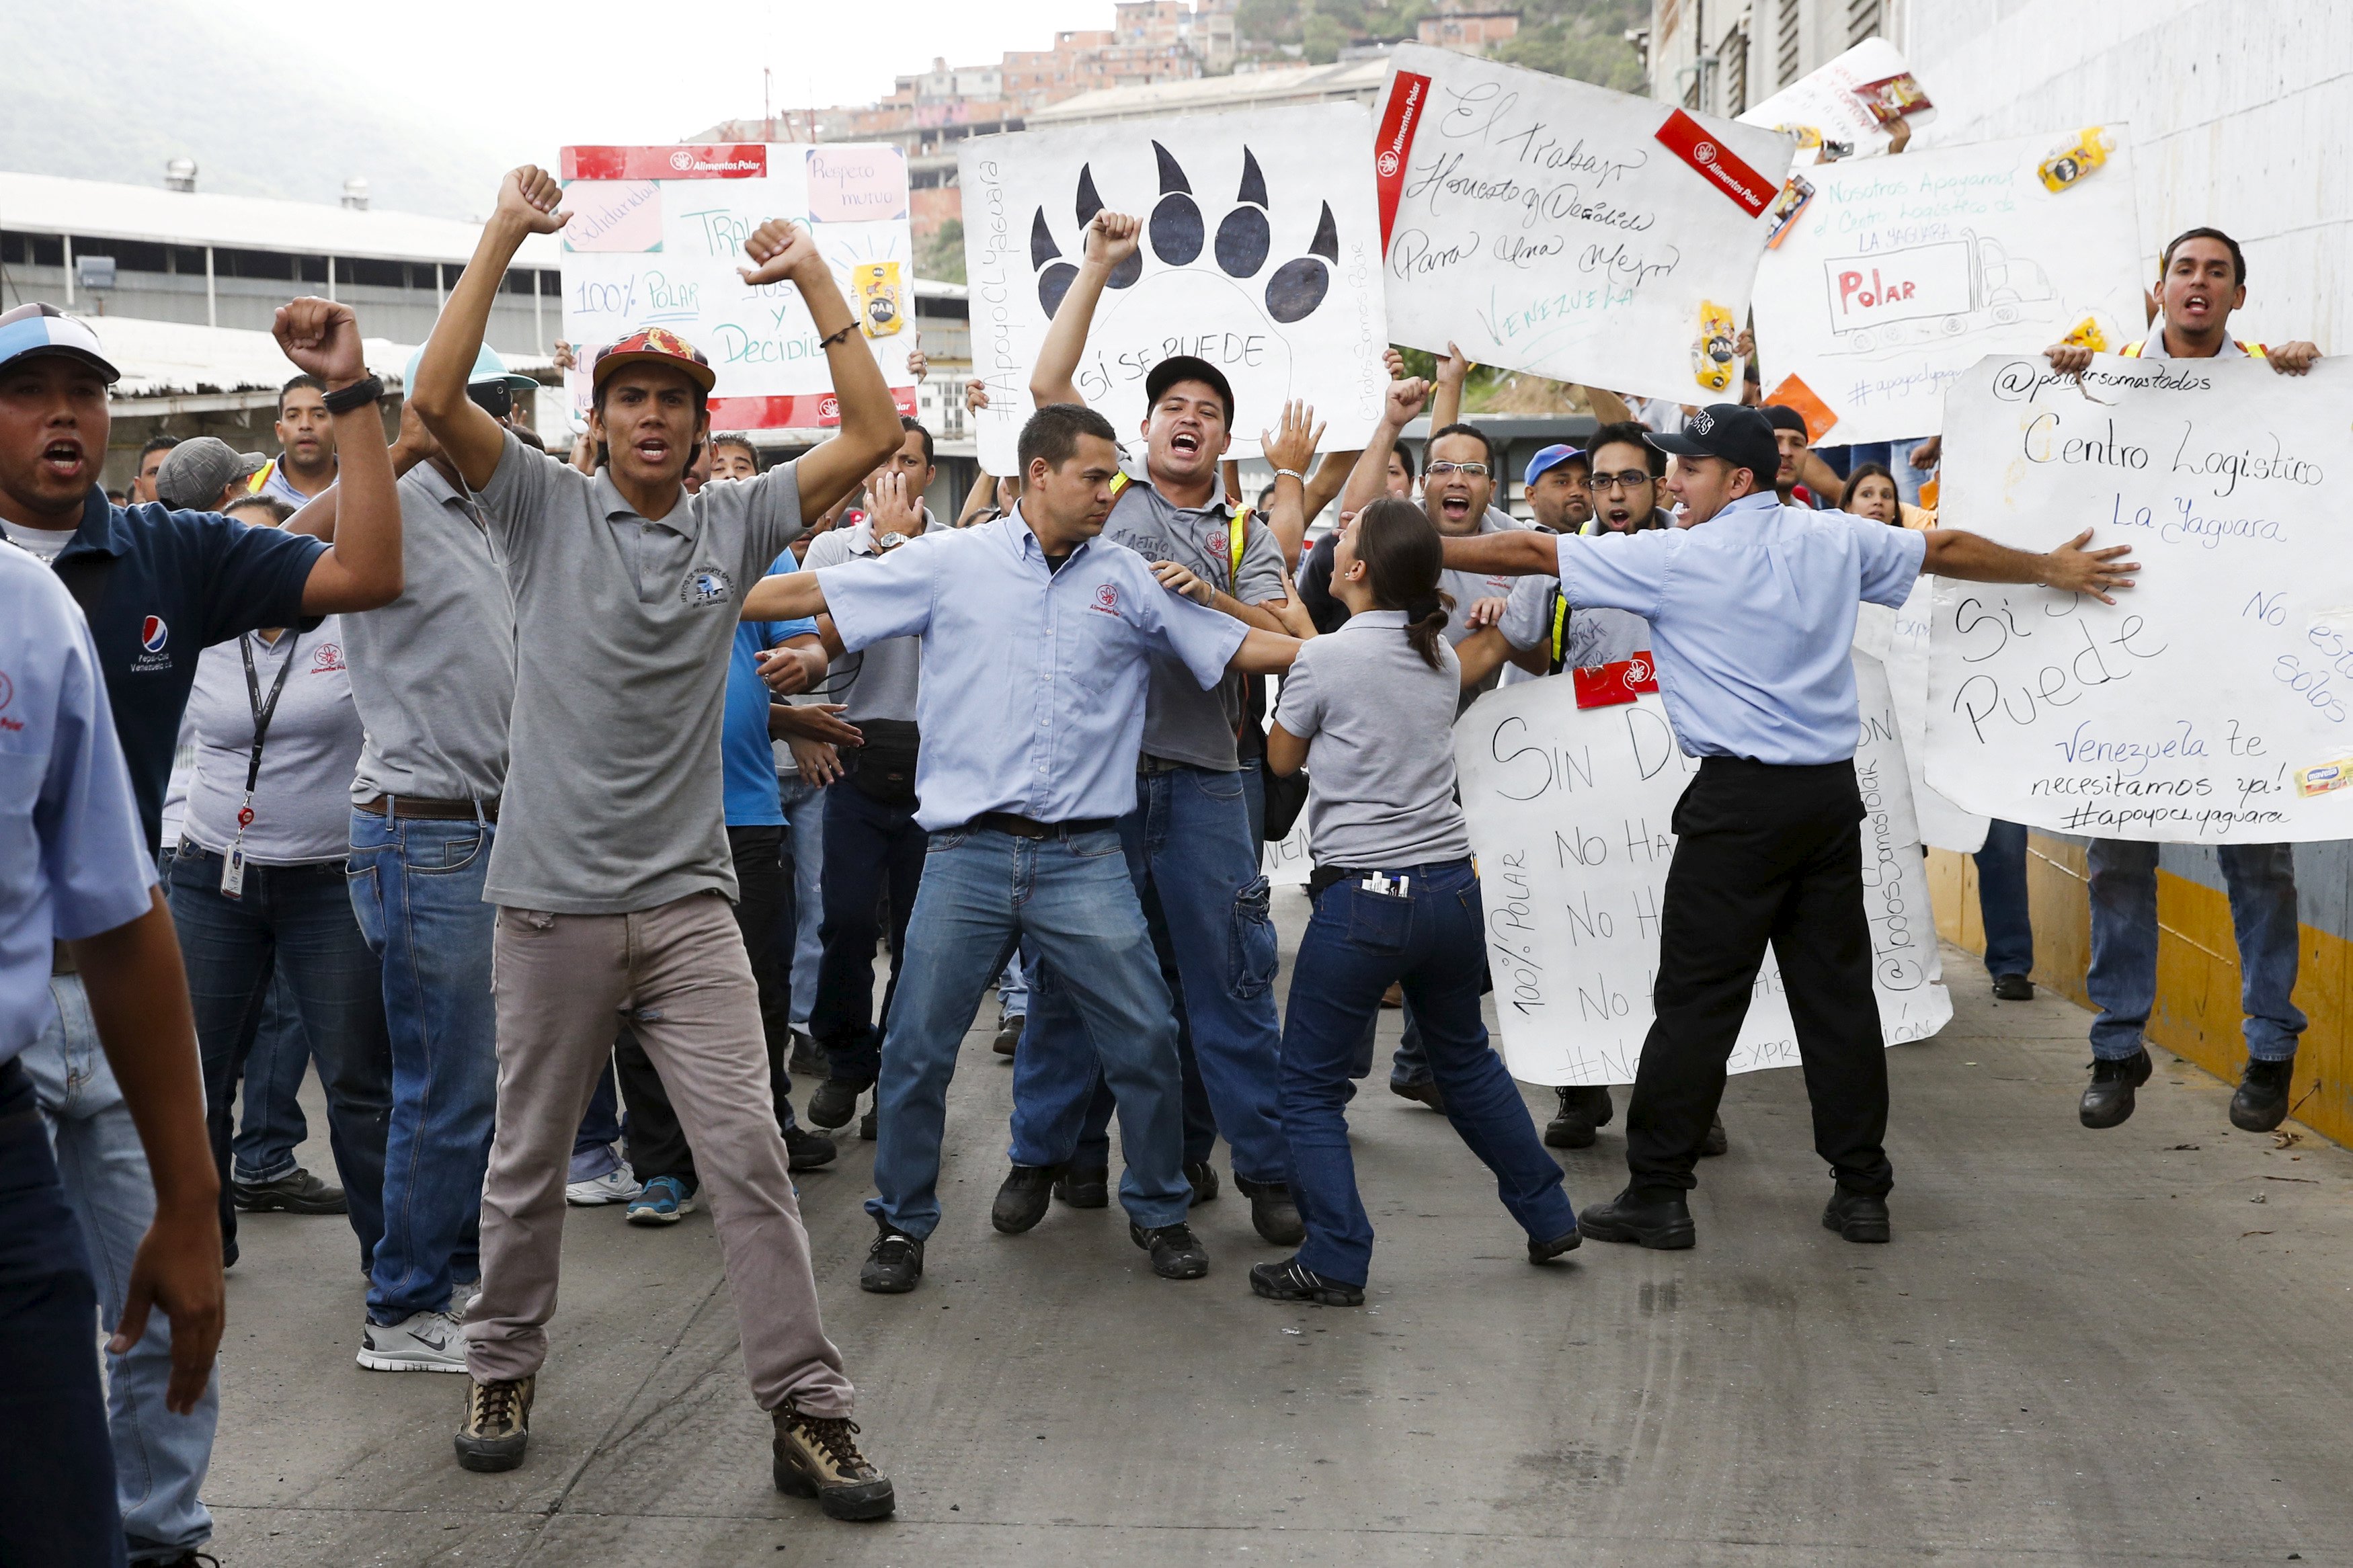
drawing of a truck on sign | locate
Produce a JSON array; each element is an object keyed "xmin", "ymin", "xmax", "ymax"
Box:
[{"xmin": 1821, "ymin": 230, "xmax": 2056, "ymax": 352}]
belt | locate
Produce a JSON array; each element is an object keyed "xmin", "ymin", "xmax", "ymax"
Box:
[
  {"xmin": 52, "ymin": 941, "xmax": 77, "ymax": 977},
  {"xmin": 961, "ymin": 811, "xmax": 1116, "ymax": 841},
  {"xmin": 1137, "ymin": 754, "xmax": 1187, "ymax": 776},
  {"xmin": 356, "ymin": 794, "xmax": 500, "ymax": 822}
]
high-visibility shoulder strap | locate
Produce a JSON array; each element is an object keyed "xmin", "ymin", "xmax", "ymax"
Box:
[
  {"xmin": 2118, "ymin": 341, "xmax": 2142, "ymax": 358},
  {"xmin": 247, "ymin": 459, "xmax": 276, "ymax": 494},
  {"xmin": 1109, "ymin": 471, "xmax": 1132, "ymax": 499},
  {"xmin": 1229, "ymin": 504, "xmax": 1248, "ymax": 584},
  {"xmin": 1548, "ymin": 589, "xmax": 1569, "ymax": 673}
]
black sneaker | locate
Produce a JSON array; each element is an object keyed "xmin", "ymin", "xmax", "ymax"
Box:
[
  {"xmin": 2079, "ymin": 1048, "xmax": 2152, "ymax": 1128},
  {"xmin": 1527, "ymin": 1227, "xmax": 1582, "ymax": 1264},
  {"xmin": 1699, "ymin": 1113, "xmax": 1729, "ymax": 1157},
  {"xmin": 1183, "ymin": 1160, "xmax": 1220, "ymax": 1205},
  {"xmin": 1130, "ymin": 1221, "xmax": 1210, "ymax": 1280},
  {"xmin": 1233, "ymin": 1174, "xmax": 1306, "ymax": 1245},
  {"xmin": 992, "ymin": 1012, "xmax": 1025, "ymax": 1057},
  {"xmin": 1577, "ymin": 1186, "xmax": 1697, "ymax": 1250},
  {"xmin": 1389, "ymin": 1078, "xmax": 1447, "ymax": 1114},
  {"xmin": 783, "ymin": 1126, "xmax": 837, "ymax": 1172},
  {"xmin": 1823, "ymin": 1186, "xmax": 1891, "ymax": 1243},
  {"xmin": 1052, "ymin": 1164, "xmax": 1109, "ymax": 1208},
  {"xmin": 2229, "ymin": 1056, "xmax": 2295, "ymax": 1132},
  {"xmin": 990, "ymin": 1165, "xmax": 1058, "ymax": 1234},
  {"xmin": 233, "ymin": 1165, "xmax": 346, "ymax": 1214},
  {"xmin": 1544, "ymin": 1085, "xmax": 1613, "ymax": 1149},
  {"xmin": 806, "ymin": 1077, "xmax": 869, "ymax": 1131},
  {"xmin": 454, "ymin": 1374, "xmax": 533, "ymax": 1472},
  {"xmin": 1248, "ymin": 1255, "xmax": 1363, "ymax": 1306},
  {"xmin": 772, "ymin": 1400, "xmax": 895, "ymax": 1520},
  {"xmin": 859, "ymin": 1223, "xmax": 924, "ymax": 1294},
  {"xmin": 1991, "ymin": 973, "xmax": 2035, "ymax": 1001}
]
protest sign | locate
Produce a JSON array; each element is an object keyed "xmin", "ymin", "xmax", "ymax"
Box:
[
  {"xmin": 1751, "ymin": 129, "xmax": 2145, "ymax": 446},
  {"xmin": 1923, "ymin": 354, "xmax": 2353, "ymax": 842},
  {"xmin": 959, "ymin": 105, "xmax": 1388, "ymax": 474},
  {"xmin": 1262, "ymin": 821, "xmax": 1311, "ymax": 887},
  {"xmin": 1737, "ymin": 37, "xmax": 1934, "ymax": 165},
  {"xmin": 1371, "ymin": 44, "xmax": 1793, "ymax": 408},
  {"xmin": 1455, "ymin": 659, "xmax": 1950, "ymax": 1087},
  {"xmin": 1858, "ymin": 584, "xmax": 1989, "ymax": 853},
  {"xmin": 558, "ymin": 144, "xmax": 918, "ymax": 429}
]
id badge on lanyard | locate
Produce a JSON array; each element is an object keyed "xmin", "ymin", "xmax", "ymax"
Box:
[{"xmin": 224, "ymin": 631, "xmax": 298, "ymax": 899}]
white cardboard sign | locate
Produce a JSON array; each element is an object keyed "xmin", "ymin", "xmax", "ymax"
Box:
[
  {"xmin": 1372, "ymin": 43, "xmax": 1793, "ymax": 409},
  {"xmin": 1751, "ymin": 130, "xmax": 2145, "ymax": 445},
  {"xmin": 1737, "ymin": 38, "xmax": 1935, "ymax": 165},
  {"xmin": 1455, "ymin": 660, "xmax": 1951, "ymax": 1088},
  {"xmin": 1924, "ymin": 354, "xmax": 2353, "ymax": 842},
  {"xmin": 1858, "ymin": 582, "xmax": 1990, "ymax": 854},
  {"xmin": 959, "ymin": 104, "xmax": 1390, "ymax": 475}
]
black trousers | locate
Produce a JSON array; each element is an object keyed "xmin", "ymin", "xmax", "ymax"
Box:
[
  {"xmin": 811, "ymin": 780, "xmax": 927, "ymax": 1085},
  {"xmin": 616, "ymin": 825, "xmax": 795, "ymax": 1186},
  {"xmin": 1625, "ymin": 756, "xmax": 1893, "ymax": 1198}
]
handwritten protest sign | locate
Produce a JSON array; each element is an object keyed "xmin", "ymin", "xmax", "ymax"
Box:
[
  {"xmin": 1923, "ymin": 355, "xmax": 2353, "ymax": 842},
  {"xmin": 1372, "ymin": 43, "xmax": 1792, "ymax": 408},
  {"xmin": 1456, "ymin": 659, "xmax": 1950, "ymax": 1087},
  {"xmin": 1737, "ymin": 37, "xmax": 1934, "ymax": 165},
  {"xmin": 558, "ymin": 144, "xmax": 918, "ymax": 429},
  {"xmin": 1858, "ymin": 584, "xmax": 1989, "ymax": 853},
  {"xmin": 959, "ymin": 105, "xmax": 1388, "ymax": 474},
  {"xmin": 1750, "ymin": 130, "xmax": 2145, "ymax": 445}
]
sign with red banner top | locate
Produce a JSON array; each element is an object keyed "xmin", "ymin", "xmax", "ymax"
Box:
[
  {"xmin": 562, "ymin": 145, "xmax": 767, "ymax": 181},
  {"xmin": 1652, "ymin": 110, "xmax": 1774, "ymax": 217},
  {"xmin": 1372, "ymin": 70, "xmax": 1433, "ymax": 253},
  {"xmin": 1571, "ymin": 657, "xmax": 1660, "ymax": 709}
]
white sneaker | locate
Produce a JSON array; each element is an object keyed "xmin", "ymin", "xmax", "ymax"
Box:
[
  {"xmin": 357, "ymin": 1309, "xmax": 467, "ymax": 1373},
  {"xmin": 566, "ymin": 1163, "xmax": 639, "ymax": 1206}
]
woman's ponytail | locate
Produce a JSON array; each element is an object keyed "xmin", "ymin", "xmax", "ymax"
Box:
[{"xmin": 1355, "ymin": 498, "xmax": 1449, "ymax": 669}]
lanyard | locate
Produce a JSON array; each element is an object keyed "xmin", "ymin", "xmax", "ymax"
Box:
[{"xmin": 235, "ymin": 630, "xmax": 301, "ymax": 829}]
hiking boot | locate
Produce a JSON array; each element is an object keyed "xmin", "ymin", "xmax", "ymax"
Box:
[
  {"xmin": 1234, "ymin": 1173, "xmax": 1305, "ymax": 1245},
  {"xmin": 1130, "ymin": 1220, "xmax": 1210, "ymax": 1280},
  {"xmin": 772, "ymin": 1399, "xmax": 895, "ymax": 1520},
  {"xmin": 1053, "ymin": 1164, "xmax": 1110, "ymax": 1208},
  {"xmin": 1700, "ymin": 1112, "xmax": 1729, "ymax": 1157},
  {"xmin": 992, "ymin": 1011, "xmax": 1025, "ymax": 1057},
  {"xmin": 1248, "ymin": 1255, "xmax": 1363, "ymax": 1306},
  {"xmin": 1183, "ymin": 1159, "xmax": 1220, "ymax": 1205},
  {"xmin": 2079, "ymin": 1048, "xmax": 2152, "ymax": 1129},
  {"xmin": 454, "ymin": 1374, "xmax": 533, "ymax": 1471},
  {"xmin": 784, "ymin": 1125, "xmax": 838, "ymax": 1171},
  {"xmin": 859, "ymin": 1222, "xmax": 924, "ymax": 1294},
  {"xmin": 1577, "ymin": 1186, "xmax": 1696, "ymax": 1250},
  {"xmin": 1544, "ymin": 1085, "xmax": 1614, "ymax": 1149},
  {"xmin": 1991, "ymin": 973, "xmax": 2035, "ymax": 1001},
  {"xmin": 233, "ymin": 1165, "xmax": 346, "ymax": 1214},
  {"xmin": 2230, "ymin": 1056, "xmax": 2295, "ymax": 1132},
  {"xmin": 807, "ymin": 1077, "xmax": 869, "ymax": 1130},
  {"xmin": 1823, "ymin": 1186, "xmax": 1892, "ymax": 1243},
  {"xmin": 991, "ymin": 1165, "xmax": 1058, "ymax": 1234}
]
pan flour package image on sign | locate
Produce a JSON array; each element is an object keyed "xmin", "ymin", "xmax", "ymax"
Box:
[
  {"xmin": 1737, "ymin": 36, "xmax": 1936, "ymax": 166},
  {"xmin": 959, "ymin": 104, "xmax": 1389, "ymax": 474},
  {"xmin": 1372, "ymin": 42, "xmax": 1793, "ymax": 408},
  {"xmin": 1750, "ymin": 128, "xmax": 2145, "ymax": 447},
  {"xmin": 557, "ymin": 143, "xmax": 920, "ymax": 429}
]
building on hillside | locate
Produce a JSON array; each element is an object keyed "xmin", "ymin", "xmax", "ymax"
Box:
[
  {"xmin": 1417, "ymin": 3, "xmax": 1522, "ymax": 54},
  {"xmin": 1021, "ymin": 56, "xmax": 1390, "ymax": 129}
]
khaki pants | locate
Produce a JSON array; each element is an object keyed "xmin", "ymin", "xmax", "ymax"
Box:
[{"xmin": 465, "ymin": 892, "xmax": 852, "ymax": 1416}]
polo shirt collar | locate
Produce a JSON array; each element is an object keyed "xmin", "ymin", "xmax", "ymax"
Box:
[
  {"xmin": 1345, "ymin": 608, "xmax": 1408, "ymax": 630},
  {"xmin": 56, "ymin": 485, "xmax": 130, "ymax": 562},
  {"xmin": 1124, "ymin": 459, "xmax": 1230, "ymax": 516},
  {"xmin": 1008, "ymin": 502, "xmax": 1091, "ymax": 566},
  {"xmin": 592, "ymin": 468, "xmax": 693, "ymax": 536}
]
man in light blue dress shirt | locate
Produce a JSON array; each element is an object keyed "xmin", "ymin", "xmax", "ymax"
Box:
[
  {"xmin": 1436, "ymin": 403, "xmax": 2137, "ymax": 1251},
  {"xmin": 742, "ymin": 403, "xmax": 1305, "ymax": 1294}
]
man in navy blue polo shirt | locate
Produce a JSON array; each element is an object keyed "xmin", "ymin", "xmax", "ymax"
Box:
[{"xmin": 0, "ymin": 296, "xmax": 402, "ymax": 1568}]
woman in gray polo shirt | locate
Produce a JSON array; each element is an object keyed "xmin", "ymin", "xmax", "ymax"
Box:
[{"xmin": 1257, "ymin": 499, "xmax": 1580, "ymax": 1307}]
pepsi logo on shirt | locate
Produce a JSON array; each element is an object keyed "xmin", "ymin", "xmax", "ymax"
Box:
[{"xmin": 130, "ymin": 614, "xmax": 173, "ymax": 673}]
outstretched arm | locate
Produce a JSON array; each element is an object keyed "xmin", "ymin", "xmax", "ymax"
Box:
[
  {"xmin": 1923, "ymin": 526, "xmax": 2139, "ymax": 604},
  {"xmin": 740, "ymin": 222, "xmax": 904, "ymax": 520},
  {"xmin": 1339, "ymin": 373, "xmax": 1429, "ymax": 518},
  {"xmin": 1227, "ymin": 627, "xmax": 1304, "ymax": 675},
  {"xmin": 1440, "ymin": 530, "xmax": 1559, "ymax": 577},
  {"xmin": 742, "ymin": 569, "xmax": 831, "ymax": 621},
  {"xmin": 1030, "ymin": 212, "xmax": 1142, "ymax": 409},
  {"xmin": 416, "ymin": 167, "xmax": 565, "ymax": 491}
]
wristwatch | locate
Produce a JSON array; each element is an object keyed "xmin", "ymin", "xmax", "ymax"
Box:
[
  {"xmin": 321, "ymin": 374, "xmax": 385, "ymax": 415},
  {"xmin": 874, "ymin": 529, "xmax": 908, "ymax": 552}
]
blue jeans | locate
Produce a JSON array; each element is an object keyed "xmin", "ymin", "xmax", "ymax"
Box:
[
  {"xmin": 1011, "ymin": 766, "xmax": 1287, "ymax": 1184},
  {"xmin": 2085, "ymin": 839, "xmax": 2304, "ymax": 1062},
  {"xmin": 229, "ymin": 977, "xmax": 312, "ymax": 1184},
  {"xmin": 869, "ymin": 826, "xmax": 1191, "ymax": 1238},
  {"xmin": 812, "ymin": 781, "xmax": 927, "ymax": 1085},
  {"xmin": 780, "ymin": 774, "xmax": 828, "ymax": 1033},
  {"xmin": 347, "ymin": 811, "xmax": 500, "ymax": 1322},
  {"xmin": 1239, "ymin": 754, "xmax": 1267, "ymax": 856},
  {"xmin": 997, "ymin": 950, "xmax": 1028, "ymax": 1014},
  {"xmin": 1282, "ymin": 861, "xmax": 1574, "ymax": 1286},
  {"xmin": 166, "ymin": 848, "xmax": 392, "ymax": 1271},
  {"xmin": 18, "ymin": 986, "xmax": 218, "ymax": 1565},
  {"xmin": 1975, "ymin": 819, "xmax": 2034, "ymax": 979}
]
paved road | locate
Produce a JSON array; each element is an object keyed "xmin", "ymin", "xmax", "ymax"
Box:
[{"xmin": 202, "ymin": 889, "xmax": 2353, "ymax": 1566}]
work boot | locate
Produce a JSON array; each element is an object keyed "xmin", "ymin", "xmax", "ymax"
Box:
[
  {"xmin": 788, "ymin": 1029, "xmax": 826, "ymax": 1078},
  {"xmin": 2230, "ymin": 1056, "xmax": 2295, "ymax": 1132},
  {"xmin": 1699, "ymin": 1113, "xmax": 1729, "ymax": 1157},
  {"xmin": 859, "ymin": 1221, "xmax": 924, "ymax": 1294},
  {"xmin": 1183, "ymin": 1159, "xmax": 1220, "ymax": 1205},
  {"xmin": 772, "ymin": 1400, "xmax": 895, "ymax": 1520},
  {"xmin": 806, "ymin": 1077, "xmax": 869, "ymax": 1130},
  {"xmin": 1991, "ymin": 973, "xmax": 2035, "ymax": 1001},
  {"xmin": 1577, "ymin": 1186, "xmax": 1696, "ymax": 1250},
  {"xmin": 1822, "ymin": 1186, "xmax": 1891, "ymax": 1243},
  {"xmin": 1544, "ymin": 1085, "xmax": 1614, "ymax": 1149},
  {"xmin": 992, "ymin": 1010, "xmax": 1025, "ymax": 1057},
  {"xmin": 2079, "ymin": 1048, "xmax": 2151, "ymax": 1129},
  {"xmin": 1527, "ymin": 1227, "xmax": 1582, "ymax": 1264},
  {"xmin": 990, "ymin": 1164, "xmax": 1058, "ymax": 1234},
  {"xmin": 1234, "ymin": 1174, "xmax": 1306, "ymax": 1245},
  {"xmin": 1130, "ymin": 1221, "xmax": 1210, "ymax": 1280},
  {"xmin": 453, "ymin": 1374, "xmax": 534, "ymax": 1472},
  {"xmin": 1248, "ymin": 1255, "xmax": 1363, "ymax": 1306},
  {"xmin": 784, "ymin": 1126, "xmax": 838, "ymax": 1171},
  {"xmin": 233, "ymin": 1165, "xmax": 346, "ymax": 1214},
  {"xmin": 1053, "ymin": 1164, "xmax": 1110, "ymax": 1208}
]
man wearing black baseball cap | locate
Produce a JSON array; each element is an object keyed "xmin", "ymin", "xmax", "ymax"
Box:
[
  {"xmin": 1431, "ymin": 402, "xmax": 2139, "ymax": 1249},
  {"xmin": 1014, "ymin": 208, "xmax": 1308, "ymax": 1249}
]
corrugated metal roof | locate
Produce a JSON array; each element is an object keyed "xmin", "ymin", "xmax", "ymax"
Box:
[
  {"xmin": 81, "ymin": 313, "xmax": 554, "ymax": 402},
  {"xmin": 1023, "ymin": 58, "xmax": 1389, "ymax": 125}
]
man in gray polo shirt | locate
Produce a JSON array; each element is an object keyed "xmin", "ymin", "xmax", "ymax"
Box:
[
  {"xmin": 1014, "ymin": 208, "xmax": 1306, "ymax": 1248},
  {"xmin": 407, "ymin": 165, "xmax": 902, "ymax": 1520}
]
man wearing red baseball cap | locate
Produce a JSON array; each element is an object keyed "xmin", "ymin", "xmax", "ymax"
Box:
[{"xmin": 406, "ymin": 166, "xmax": 904, "ymax": 1519}]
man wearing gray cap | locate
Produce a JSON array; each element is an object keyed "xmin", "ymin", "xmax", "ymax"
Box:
[{"xmin": 155, "ymin": 437, "xmax": 268, "ymax": 512}]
